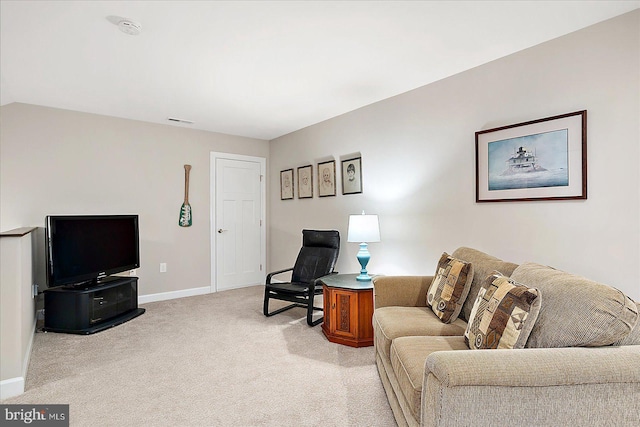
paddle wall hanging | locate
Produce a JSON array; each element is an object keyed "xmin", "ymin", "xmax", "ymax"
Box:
[{"xmin": 179, "ymin": 164, "xmax": 192, "ymax": 226}]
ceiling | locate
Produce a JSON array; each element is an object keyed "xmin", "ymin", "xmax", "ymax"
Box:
[{"xmin": 1, "ymin": 1, "xmax": 638, "ymax": 140}]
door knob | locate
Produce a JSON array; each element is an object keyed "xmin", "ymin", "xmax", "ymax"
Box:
[{"xmin": 217, "ymin": 229, "xmax": 227, "ymax": 233}]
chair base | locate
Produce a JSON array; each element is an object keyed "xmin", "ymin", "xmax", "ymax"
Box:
[{"xmin": 263, "ymin": 289, "xmax": 324, "ymax": 326}]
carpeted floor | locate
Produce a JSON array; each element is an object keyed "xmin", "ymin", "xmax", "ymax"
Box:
[{"xmin": 2, "ymin": 285, "xmax": 395, "ymax": 426}]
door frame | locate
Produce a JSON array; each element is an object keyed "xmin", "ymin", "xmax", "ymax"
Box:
[{"xmin": 210, "ymin": 152, "xmax": 266, "ymax": 293}]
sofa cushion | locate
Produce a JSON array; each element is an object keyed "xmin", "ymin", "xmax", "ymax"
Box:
[
  {"xmin": 452, "ymin": 247, "xmax": 519, "ymax": 323},
  {"xmin": 613, "ymin": 301, "xmax": 640, "ymax": 346},
  {"xmin": 426, "ymin": 252, "xmax": 474, "ymax": 323},
  {"xmin": 511, "ymin": 263, "xmax": 639, "ymax": 348},
  {"xmin": 390, "ymin": 336, "xmax": 468, "ymax": 422},
  {"xmin": 464, "ymin": 272, "xmax": 541, "ymax": 350},
  {"xmin": 373, "ymin": 306, "xmax": 467, "ymax": 359}
]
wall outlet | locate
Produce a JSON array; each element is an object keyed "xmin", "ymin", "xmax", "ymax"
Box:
[
  {"xmin": 160, "ymin": 263, "xmax": 167, "ymax": 273},
  {"xmin": 32, "ymin": 284, "xmax": 39, "ymax": 298}
]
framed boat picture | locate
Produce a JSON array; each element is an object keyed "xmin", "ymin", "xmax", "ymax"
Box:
[{"xmin": 475, "ymin": 111, "xmax": 587, "ymax": 202}]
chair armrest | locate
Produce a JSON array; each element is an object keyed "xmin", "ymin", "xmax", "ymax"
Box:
[
  {"xmin": 425, "ymin": 345, "xmax": 640, "ymax": 388},
  {"xmin": 372, "ymin": 275, "xmax": 433, "ymax": 309},
  {"xmin": 266, "ymin": 267, "xmax": 293, "ymax": 284}
]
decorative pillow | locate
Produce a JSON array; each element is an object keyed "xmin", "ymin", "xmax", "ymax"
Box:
[
  {"xmin": 464, "ymin": 272, "xmax": 541, "ymax": 350},
  {"xmin": 426, "ymin": 252, "xmax": 474, "ymax": 323},
  {"xmin": 511, "ymin": 262, "xmax": 639, "ymax": 348},
  {"xmin": 452, "ymin": 247, "xmax": 519, "ymax": 323}
]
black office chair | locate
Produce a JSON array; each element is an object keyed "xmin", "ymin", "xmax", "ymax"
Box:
[{"xmin": 263, "ymin": 229, "xmax": 340, "ymax": 326}]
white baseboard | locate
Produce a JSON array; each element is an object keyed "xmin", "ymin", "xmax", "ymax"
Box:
[
  {"xmin": 0, "ymin": 312, "xmax": 35, "ymax": 400},
  {"xmin": 216, "ymin": 282, "xmax": 262, "ymax": 292},
  {"xmin": 138, "ymin": 286, "xmax": 211, "ymax": 304},
  {"xmin": 138, "ymin": 283, "xmax": 263, "ymax": 304},
  {"xmin": 0, "ymin": 377, "xmax": 24, "ymax": 400}
]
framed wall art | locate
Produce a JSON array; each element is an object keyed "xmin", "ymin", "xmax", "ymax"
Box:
[
  {"xmin": 317, "ymin": 160, "xmax": 336, "ymax": 197},
  {"xmin": 476, "ymin": 110, "xmax": 587, "ymax": 202},
  {"xmin": 342, "ymin": 157, "xmax": 362, "ymax": 195},
  {"xmin": 280, "ymin": 168, "xmax": 294, "ymax": 200},
  {"xmin": 297, "ymin": 165, "xmax": 313, "ymax": 199}
]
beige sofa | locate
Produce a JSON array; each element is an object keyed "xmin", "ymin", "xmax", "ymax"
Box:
[{"xmin": 372, "ymin": 247, "xmax": 640, "ymax": 427}]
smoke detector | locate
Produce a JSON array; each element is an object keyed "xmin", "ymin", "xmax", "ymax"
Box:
[{"xmin": 118, "ymin": 19, "xmax": 141, "ymax": 36}]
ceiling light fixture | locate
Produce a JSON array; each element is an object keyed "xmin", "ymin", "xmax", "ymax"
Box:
[{"xmin": 118, "ymin": 19, "xmax": 141, "ymax": 36}]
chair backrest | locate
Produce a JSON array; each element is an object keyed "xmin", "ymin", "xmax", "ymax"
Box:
[{"xmin": 291, "ymin": 229, "xmax": 340, "ymax": 284}]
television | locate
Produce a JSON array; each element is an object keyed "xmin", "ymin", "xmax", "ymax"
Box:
[{"xmin": 45, "ymin": 215, "xmax": 140, "ymax": 288}]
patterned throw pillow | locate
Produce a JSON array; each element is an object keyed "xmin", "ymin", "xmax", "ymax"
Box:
[
  {"xmin": 426, "ymin": 252, "xmax": 474, "ymax": 323},
  {"xmin": 464, "ymin": 272, "xmax": 541, "ymax": 350}
]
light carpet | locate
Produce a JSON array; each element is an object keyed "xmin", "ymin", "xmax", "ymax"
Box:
[{"xmin": 2, "ymin": 285, "xmax": 395, "ymax": 426}]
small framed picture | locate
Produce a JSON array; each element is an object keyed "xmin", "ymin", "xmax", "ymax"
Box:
[
  {"xmin": 341, "ymin": 157, "xmax": 362, "ymax": 195},
  {"xmin": 297, "ymin": 165, "xmax": 313, "ymax": 199},
  {"xmin": 280, "ymin": 169, "xmax": 294, "ymax": 200},
  {"xmin": 317, "ymin": 160, "xmax": 336, "ymax": 197}
]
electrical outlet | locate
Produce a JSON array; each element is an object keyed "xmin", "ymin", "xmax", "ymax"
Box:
[
  {"xmin": 160, "ymin": 263, "xmax": 167, "ymax": 273},
  {"xmin": 32, "ymin": 284, "xmax": 39, "ymax": 298}
]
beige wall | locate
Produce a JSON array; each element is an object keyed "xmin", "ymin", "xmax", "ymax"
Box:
[
  {"xmin": 269, "ymin": 10, "xmax": 640, "ymax": 300},
  {"xmin": 0, "ymin": 104, "xmax": 269, "ymax": 296},
  {"xmin": 0, "ymin": 230, "xmax": 37, "ymax": 398},
  {"xmin": 1, "ymin": 12, "xmax": 638, "ymax": 302}
]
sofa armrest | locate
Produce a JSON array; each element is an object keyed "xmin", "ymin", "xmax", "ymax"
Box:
[
  {"xmin": 372, "ymin": 275, "xmax": 434, "ymax": 309},
  {"xmin": 422, "ymin": 346, "xmax": 640, "ymax": 426}
]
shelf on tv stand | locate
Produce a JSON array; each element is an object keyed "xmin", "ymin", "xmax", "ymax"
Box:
[{"xmin": 43, "ymin": 276, "xmax": 145, "ymax": 335}]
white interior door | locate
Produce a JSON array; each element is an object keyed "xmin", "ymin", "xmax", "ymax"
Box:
[{"xmin": 211, "ymin": 153, "xmax": 265, "ymax": 292}]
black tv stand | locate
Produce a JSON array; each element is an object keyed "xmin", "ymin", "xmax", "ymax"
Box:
[{"xmin": 44, "ymin": 277, "xmax": 144, "ymax": 334}]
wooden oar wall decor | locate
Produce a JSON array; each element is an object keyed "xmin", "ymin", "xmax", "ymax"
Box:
[{"xmin": 179, "ymin": 164, "xmax": 192, "ymax": 227}]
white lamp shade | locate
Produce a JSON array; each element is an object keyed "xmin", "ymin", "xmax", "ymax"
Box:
[{"xmin": 347, "ymin": 214, "xmax": 380, "ymax": 243}]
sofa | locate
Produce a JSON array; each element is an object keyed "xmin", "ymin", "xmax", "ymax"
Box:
[{"xmin": 372, "ymin": 247, "xmax": 640, "ymax": 427}]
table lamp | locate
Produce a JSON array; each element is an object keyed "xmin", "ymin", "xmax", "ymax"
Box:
[{"xmin": 347, "ymin": 211, "xmax": 381, "ymax": 281}]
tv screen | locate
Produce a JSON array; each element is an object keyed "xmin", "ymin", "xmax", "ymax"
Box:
[{"xmin": 46, "ymin": 215, "xmax": 140, "ymax": 287}]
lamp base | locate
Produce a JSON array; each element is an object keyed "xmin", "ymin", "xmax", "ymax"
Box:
[{"xmin": 356, "ymin": 242, "xmax": 372, "ymax": 282}]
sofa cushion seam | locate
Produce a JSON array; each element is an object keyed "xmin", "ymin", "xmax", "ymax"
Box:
[{"xmin": 391, "ymin": 344, "xmax": 421, "ymax": 420}]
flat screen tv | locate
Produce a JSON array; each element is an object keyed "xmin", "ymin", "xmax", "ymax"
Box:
[{"xmin": 45, "ymin": 215, "xmax": 140, "ymax": 288}]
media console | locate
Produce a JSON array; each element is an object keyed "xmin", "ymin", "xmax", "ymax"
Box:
[{"xmin": 43, "ymin": 276, "xmax": 145, "ymax": 334}]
